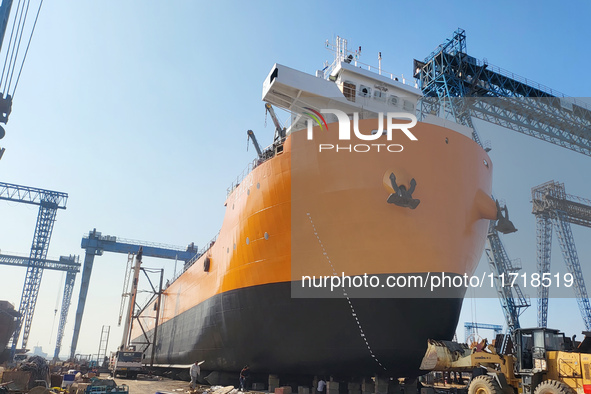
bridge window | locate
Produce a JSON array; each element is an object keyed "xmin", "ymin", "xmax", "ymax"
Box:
[
  {"xmin": 403, "ymin": 100, "xmax": 415, "ymax": 111},
  {"xmin": 373, "ymin": 90, "xmax": 386, "ymax": 102},
  {"xmin": 343, "ymin": 81, "xmax": 356, "ymax": 102},
  {"xmin": 358, "ymin": 85, "xmax": 371, "ymax": 98}
]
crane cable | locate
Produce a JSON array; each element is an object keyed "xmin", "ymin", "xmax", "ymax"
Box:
[
  {"xmin": 0, "ymin": 0, "xmax": 25, "ymax": 91},
  {"xmin": 6, "ymin": 0, "xmax": 31, "ymax": 94},
  {"xmin": 12, "ymin": 0, "xmax": 42, "ymax": 98},
  {"xmin": 0, "ymin": 0, "xmax": 43, "ymax": 99}
]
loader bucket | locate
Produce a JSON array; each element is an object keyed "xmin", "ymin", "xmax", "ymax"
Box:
[{"xmin": 420, "ymin": 339, "xmax": 471, "ymax": 371}]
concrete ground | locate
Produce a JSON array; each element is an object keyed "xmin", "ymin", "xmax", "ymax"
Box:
[{"xmin": 112, "ymin": 376, "xmax": 210, "ymax": 394}]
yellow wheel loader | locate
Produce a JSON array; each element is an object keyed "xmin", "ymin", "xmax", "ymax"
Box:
[{"xmin": 420, "ymin": 328, "xmax": 591, "ymax": 394}]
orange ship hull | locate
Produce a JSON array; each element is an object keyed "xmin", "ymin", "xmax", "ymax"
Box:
[{"xmin": 132, "ymin": 119, "xmax": 496, "ymax": 377}]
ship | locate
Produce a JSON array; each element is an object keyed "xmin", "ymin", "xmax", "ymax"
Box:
[{"xmin": 131, "ymin": 37, "xmax": 499, "ymax": 380}]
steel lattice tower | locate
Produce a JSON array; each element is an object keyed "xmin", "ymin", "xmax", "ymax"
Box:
[
  {"xmin": 54, "ymin": 268, "xmax": 77, "ymax": 359},
  {"xmin": 18, "ymin": 203, "xmax": 59, "ymax": 347},
  {"xmin": 484, "ymin": 223, "xmax": 530, "ymax": 333},
  {"xmin": 96, "ymin": 325, "xmax": 110, "ymax": 367},
  {"xmin": 532, "ymin": 181, "xmax": 591, "ymax": 330}
]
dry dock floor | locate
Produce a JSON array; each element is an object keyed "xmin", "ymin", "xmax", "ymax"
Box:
[{"xmin": 114, "ymin": 377, "xmax": 210, "ymax": 394}]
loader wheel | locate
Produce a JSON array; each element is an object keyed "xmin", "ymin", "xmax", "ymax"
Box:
[
  {"xmin": 534, "ymin": 380, "xmax": 575, "ymax": 394},
  {"xmin": 468, "ymin": 375, "xmax": 502, "ymax": 394}
]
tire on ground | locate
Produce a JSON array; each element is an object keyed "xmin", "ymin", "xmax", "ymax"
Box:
[
  {"xmin": 534, "ymin": 380, "xmax": 575, "ymax": 394},
  {"xmin": 468, "ymin": 375, "xmax": 502, "ymax": 394}
]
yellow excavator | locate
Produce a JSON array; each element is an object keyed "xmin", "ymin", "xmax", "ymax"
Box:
[{"xmin": 420, "ymin": 328, "xmax": 591, "ymax": 394}]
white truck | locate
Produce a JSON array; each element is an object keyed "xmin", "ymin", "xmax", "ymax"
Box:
[{"xmin": 109, "ymin": 350, "xmax": 143, "ymax": 379}]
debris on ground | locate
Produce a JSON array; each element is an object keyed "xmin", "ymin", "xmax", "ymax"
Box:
[{"xmin": 18, "ymin": 355, "xmax": 50, "ymax": 387}]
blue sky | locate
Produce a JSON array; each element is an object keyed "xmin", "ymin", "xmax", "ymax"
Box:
[{"xmin": 0, "ymin": 1, "xmax": 590, "ymax": 359}]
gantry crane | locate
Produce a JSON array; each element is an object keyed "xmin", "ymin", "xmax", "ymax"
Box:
[
  {"xmin": 70, "ymin": 229, "xmax": 199, "ymax": 360},
  {"xmin": 414, "ymin": 28, "xmax": 591, "ymax": 156},
  {"xmin": 414, "ymin": 29, "xmax": 591, "ymax": 335},
  {"xmin": 0, "ymin": 253, "xmax": 80, "ymax": 359},
  {"xmin": 463, "ymin": 322, "xmax": 502, "ymax": 343},
  {"xmin": 532, "ymin": 181, "xmax": 591, "ymax": 330},
  {"xmin": 0, "ymin": 182, "xmax": 68, "ymax": 358}
]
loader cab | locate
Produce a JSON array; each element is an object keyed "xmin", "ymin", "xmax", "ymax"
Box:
[{"xmin": 514, "ymin": 328, "xmax": 566, "ymax": 375}]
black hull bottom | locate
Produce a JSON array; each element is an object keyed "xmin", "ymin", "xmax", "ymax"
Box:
[{"xmin": 136, "ymin": 281, "xmax": 463, "ymax": 378}]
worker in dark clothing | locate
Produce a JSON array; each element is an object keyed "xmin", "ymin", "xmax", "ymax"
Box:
[{"xmin": 240, "ymin": 365, "xmax": 250, "ymax": 391}]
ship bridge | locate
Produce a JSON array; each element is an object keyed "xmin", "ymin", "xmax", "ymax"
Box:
[{"xmin": 262, "ymin": 36, "xmax": 473, "ymax": 139}]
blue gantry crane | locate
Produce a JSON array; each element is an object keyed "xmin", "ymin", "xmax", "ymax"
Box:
[
  {"xmin": 414, "ymin": 29, "xmax": 591, "ymax": 334},
  {"xmin": 0, "ymin": 253, "xmax": 80, "ymax": 359},
  {"xmin": 532, "ymin": 181, "xmax": 591, "ymax": 330},
  {"xmin": 69, "ymin": 229, "xmax": 199, "ymax": 360},
  {"xmin": 464, "ymin": 322, "xmax": 503, "ymax": 343},
  {"xmin": 0, "ymin": 181, "xmax": 68, "ymax": 358},
  {"xmin": 414, "ymin": 28, "xmax": 591, "ymax": 156}
]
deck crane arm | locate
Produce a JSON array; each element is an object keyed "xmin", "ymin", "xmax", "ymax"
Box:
[
  {"xmin": 247, "ymin": 129, "xmax": 263, "ymax": 158},
  {"xmin": 265, "ymin": 103, "xmax": 286, "ymax": 140}
]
